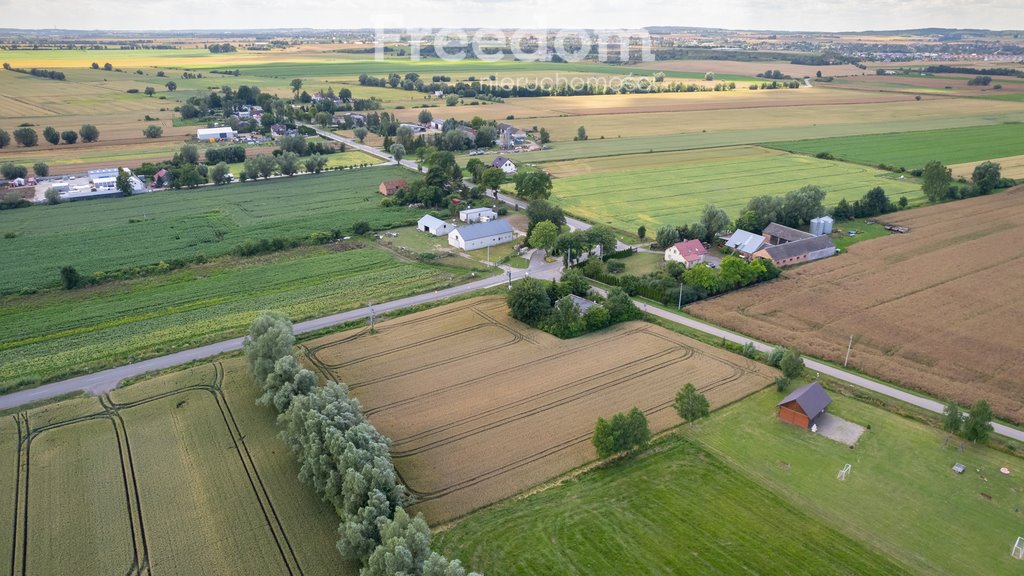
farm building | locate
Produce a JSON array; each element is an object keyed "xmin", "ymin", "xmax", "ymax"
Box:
[
  {"xmin": 563, "ymin": 294, "xmax": 600, "ymax": 314},
  {"xmin": 196, "ymin": 127, "xmax": 236, "ymax": 141},
  {"xmin": 399, "ymin": 123, "xmax": 426, "ymax": 134},
  {"xmin": 777, "ymin": 382, "xmax": 832, "ymax": 429},
  {"xmin": 428, "ymin": 119, "xmax": 446, "ymax": 130},
  {"xmin": 724, "ymin": 230, "xmax": 766, "ymax": 259},
  {"xmin": 418, "ymin": 214, "xmax": 455, "ymax": 236},
  {"xmin": 459, "ymin": 207, "xmax": 498, "ymax": 223},
  {"xmin": 448, "ymin": 219, "xmax": 515, "ymax": 251},
  {"xmin": 754, "ymin": 235, "xmax": 836, "ymax": 267},
  {"xmin": 379, "ymin": 179, "xmax": 409, "ymax": 197},
  {"xmin": 665, "ymin": 239, "xmax": 708, "ymax": 268},
  {"xmin": 763, "ymin": 222, "xmax": 815, "ymax": 245},
  {"xmin": 491, "ymin": 156, "xmax": 518, "ymax": 174}
]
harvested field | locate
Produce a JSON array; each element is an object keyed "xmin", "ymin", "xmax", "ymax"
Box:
[
  {"xmin": 0, "ymin": 358, "xmax": 350, "ymax": 576},
  {"xmin": 951, "ymin": 154, "xmax": 1024, "ymax": 180},
  {"xmin": 631, "ymin": 58, "xmax": 867, "ymax": 78},
  {"xmin": 830, "ymin": 74, "xmax": 1024, "ymax": 98},
  {"xmin": 689, "ymin": 186, "xmax": 1024, "ymax": 422},
  {"xmin": 301, "ymin": 297, "xmax": 777, "ymax": 524}
]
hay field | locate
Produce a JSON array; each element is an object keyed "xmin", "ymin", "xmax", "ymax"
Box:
[
  {"xmin": 547, "ymin": 146, "xmax": 922, "ymax": 230},
  {"xmin": 770, "ymin": 123, "xmax": 1024, "ymax": 170},
  {"xmin": 689, "ymin": 186, "xmax": 1024, "ymax": 422},
  {"xmin": 1, "ymin": 358, "xmax": 350, "ymax": 576},
  {"xmin": 951, "ymin": 154, "xmax": 1024, "ymax": 180},
  {"xmin": 302, "ymin": 297, "xmax": 777, "ymax": 524}
]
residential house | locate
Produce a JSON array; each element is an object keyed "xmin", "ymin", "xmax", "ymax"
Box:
[
  {"xmin": 270, "ymin": 124, "xmax": 287, "ymax": 136},
  {"xmin": 459, "ymin": 207, "xmax": 498, "ymax": 223},
  {"xmin": 152, "ymin": 169, "xmax": 170, "ymax": 187},
  {"xmin": 724, "ymin": 230, "xmax": 766, "ymax": 259},
  {"xmin": 197, "ymin": 127, "xmax": 236, "ymax": 141},
  {"xmin": 762, "ymin": 222, "xmax": 814, "ymax": 245},
  {"xmin": 448, "ymin": 219, "xmax": 515, "ymax": 250},
  {"xmin": 664, "ymin": 239, "xmax": 708, "ymax": 268},
  {"xmin": 497, "ymin": 123, "xmax": 527, "ymax": 149},
  {"xmin": 777, "ymin": 382, "xmax": 832, "ymax": 429},
  {"xmin": 418, "ymin": 214, "xmax": 455, "ymax": 236},
  {"xmin": 428, "ymin": 119, "xmax": 446, "ymax": 131},
  {"xmin": 490, "ymin": 156, "xmax": 517, "ymax": 174},
  {"xmin": 754, "ymin": 235, "xmax": 836, "ymax": 267},
  {"xmin": 563, "ymin": 294, "xmax": 600, "ymax": 314},
  {"xmin": 379, "ymin": 179, "xmax": 409, "ymax": 197}
]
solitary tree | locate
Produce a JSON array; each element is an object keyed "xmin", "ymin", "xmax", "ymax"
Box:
[
  {"xmin": 507, "ymin": 277, "xmax": 552, "ymax": 325},
  {"xmin": 389, "ymin": 143, "xmax": 405, "ymax": 163},
  {"xmin": 60, "ymin": 266, "xmax": 82, "ymax": 290},
  {"xmin": 116, "ymin": 168, "xmax": 133, "ymax": 196},
  {"xmin": 290, "ymin": 78, "xmax": 303, "ymax": 98},
  {"xmin": 971, "ymin": 161, "xmax": 1002, "ymax": 195},
  {"xmin": 962, "ymin": 400, "xmax": 993, "ymax": 443},
  {"xmin": 513, "ymin": 171, "xmax": 553, "ymax": 200},
  {"xmin": 480, "ymin": 167, "xmax": 505, "ymax": 192},
  {"xmin": 33, "ymin": 162, "xmax": 49, "ymax": 177},
  {"xmin": 637, "ymin": 225, "xmax": 646, "ymax": 241},
  {"xmin": 922, "ymin": 160, "xmax": 952, "ymax": 203},
  {"xmin": 576, "ymin": 126, "xmax": 588, "ymax": 141},
  {"xmin": 539, "ymin": 127, "xmax": 550, "ymax": 144},
  {"xmin": 44, "ymin": 187, "xmax": 61, "ymax": 205},
  {"xmin": 13, "ymin": 127, "xmax": 38, "ymax": 147},
  {"xmin": 42, "ymin": 126, "xmax": 60, "ymax": 145},
  {"xmin": 779, "ymin": 347, "xmax": 804, "ymax": 379},
  {"xmin": 942, "ymin": 400, "xmax": 962, "ymax": 434},
  {"xmin": 353, "ymin": 126, "xmax": 369, "ymax": 143},
  {"xmin": 418, "ymin": 109, "xmax": 433, "ymax": 124},
  {"xmin": 143, "ymin": 124, "xmax": 163, "ymax": 138},
  {"xmin": 144, "ymin": 86, "xmax": 155, "ymax": 97},
  {"xmin": 165, "ymin": 81, "xmax": 177, "ymax": 92},
  {"xmin": 674, "ymin": 383, "xmax": 710, "ymax": 424},
  {"xmin": 705, "ymin": 71, "xmax": 715, "ymax": 81},
  {"xmin": 528, "ymin": 220, "xmax": 558, "ymax": 252}
]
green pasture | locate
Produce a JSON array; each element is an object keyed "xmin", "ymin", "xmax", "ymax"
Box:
[
  {"xmin": 0, "ymin": 246, "xmax": 474, "ymax": 391},
  {"xmin": 767, "ymin": 123, "xmax": 1024, "ymax": 169},
  {"xmin": 0, "ymin": 166, "xmax": 416, "ymax": 293},
  {"xmin": 437, "ymin": 430, "xmax": 906, "ymax": 575},
  {"xmin": 549, "ymin": 148, "xmax": 922, "ymax": 231}
]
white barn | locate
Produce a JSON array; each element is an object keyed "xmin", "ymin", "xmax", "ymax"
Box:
[
  {"xmin": 449, "ymin": 220, "xmax": 515, "ymax": 251},
  {"xmin": 197, "ymin": 127, "xmax": 236, "ymax": 141},
  {"xmin": 459, "ymin": 207, "xmax": 498, "ymax": 223},
  {"xmin": 418, "ymin": 214, "xmax": 455, "ymax": 237}
]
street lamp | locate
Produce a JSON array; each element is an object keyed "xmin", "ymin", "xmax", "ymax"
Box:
[{"xmin": 507, "ymin": 269, "xmax": 512, "ymax": 288}]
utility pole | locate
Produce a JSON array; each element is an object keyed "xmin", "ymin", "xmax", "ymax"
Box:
[
  {"xmin": 507, "ymin": 269, "xmax": 512, "ymax": 288},
  {"xmin": 369, "ymin": 300, "xmax": 375, "ymax": 332},
  {"xmin": 844, "ymin": 335, "xmax": 853, "ymax": 367},
  {"xmin": 678, "ymin": 282, "xmax": 683, "ymax": 310}
]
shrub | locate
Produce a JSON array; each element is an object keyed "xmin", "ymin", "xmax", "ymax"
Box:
[
  {"xmin": 60, "ymin": 266, "xmax": 82, "ymax": 290},
  {"xmin": 606, "ymin": 260, "xmax": 625, "ymax": 274},
  {"xmin": 352, "ymin": 220, "xmax": 371, "ymax": 235}
]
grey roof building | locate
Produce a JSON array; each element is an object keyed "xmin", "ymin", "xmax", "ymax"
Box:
[
  {"xmin": 755, "ymin": 235, "xmax": 836, "ymax": 267},
  {"xmin": 763, "ymin": 222, "xmax": 815, "ymax": 245}
]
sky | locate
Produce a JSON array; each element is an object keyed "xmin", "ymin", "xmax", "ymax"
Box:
[{"xmin": 1, "ymin": 0, "xmax": 1022, "ymax": 32}]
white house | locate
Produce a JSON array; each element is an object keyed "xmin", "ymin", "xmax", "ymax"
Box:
[
  {"xmin": 665, "ymin": 239, "xmax": 708, "ymax": 268},
  {"xmin": 197, "ymin": 127, "xmax": 236, "ymax": 141},
  {"xmin": 448, "ymin": 220, "xmax": 515, "ymax": 251},
  {"xmin": 491, "ymin": 156, "xmax": 517, "ymax": 174},
  {"xmin": 418, "ymin": 214, "xmax": 455, "ymax": 237},
  {"xmin": 459, "ymin": 207, "xmax": 498, "ymax": 223}
]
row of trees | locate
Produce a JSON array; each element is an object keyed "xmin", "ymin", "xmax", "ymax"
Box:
[
  {"xmin": 0, "ymin": 125, "xmax": 96, "ymax": 148},
  {"xmin": 943, "ymin": 399, "xmax": 994, "ymax": 443},
  {"xmin": 922, "ymin": 160, "xmax": 1008, "ymax": 203},
  {"xmin": 732, "ymin": 185, "xmax": 829, "ymax": 234},
  {"xmin": 831, "ymin": 187, "xmax": 904, "ymax": 221},
  {"xmin": 2, "ymin": 63, "xmax": 65, "ymax": 80},
  {"xmin": 591, "ymin": 384, "xmax": 712, "ymax": 460},
  {"xmin": 1, "ymin": 161, "xmax": 48, "ymax": 179},
  {"xmin": 243, "ymin": 313, "xmax": 479, "ymax": 576}
]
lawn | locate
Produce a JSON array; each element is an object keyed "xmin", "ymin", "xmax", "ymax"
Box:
[
  {"xmin": 767, "ymin": 123, "xmax": 1024, "ymax": 169},
  {"xmin": 548, "ymin": 146, "xmax": 923, "ymax": 231},
  {"xmin": 692, "ymin": 388, "xmax": 1024, "ymax": 576},
  {"xmin": 831, "ymin": 219, "xmax": 892, "ymax": 251},
  {"xmin": 0, "ymin": 246, "xmax": 475, "ymax": 392},
  {"xmin": 615, "ymin": 251, "xmax": 665, "ymax": 275},
  {"xmin": 1, "ymin": 358, "xmax": 353, "ymax": 575},
  {"xmin": 436, "ymin": 432, "xmax": 906, "ymax": 575},
  {"xmin": 0, "ymin": 166, "xmax": 416, "ymax": 293}
]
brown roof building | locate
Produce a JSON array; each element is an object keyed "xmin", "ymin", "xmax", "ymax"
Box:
[{"xmin": 379, "ymin": 179, "xmax": 409, "ymax": 197}]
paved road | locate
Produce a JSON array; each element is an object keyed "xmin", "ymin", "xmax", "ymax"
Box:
[
  {"xmin": 307, "ymin": 125, "xmax": 424, "ymax": 173},
  {"xmin": 0, "ymin": 252, "xmax": 560, "ymax": 412},
  {"xmin": 493, "ymin": 191, "xmax": 633, "ymax": 251}
]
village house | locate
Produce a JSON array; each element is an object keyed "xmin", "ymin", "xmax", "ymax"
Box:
[
  {"xmin": 490, "ymin": 156, "xmax": 517, "ymax": 175},
  {"xmin": 497, "ymin": 123, "xmax": 527, "ymax": 149},
  {"xmin": 448, "ymin": 219, "xmax": 515, "ymax": 250},
  {"xmin": 379, "ymin": 179, "xmax": 409, "ymax": 197},
  {"xmin": 664, "ymin": 239, "xmax": 708, "ymax": 268},
  {"xmin": 417, "ymin": 214, "xmax": 455, "ymax": 236}
]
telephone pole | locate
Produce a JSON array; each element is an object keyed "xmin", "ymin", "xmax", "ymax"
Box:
[{"xmin": 844, "ymin": 335, "xmax": 853, "ymax": 367}]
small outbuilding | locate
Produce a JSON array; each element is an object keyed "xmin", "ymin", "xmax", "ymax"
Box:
[
  {"xmin": 379, "ymin": 179, "xmax": 409, "ymax": 197},
  {"xmin": 449, "ymin": 219, "xmax": 515, "ymax": 251},
  {"xmin": 777, "ymin": 382, "xmax": 832, "ymax": 430},
  {"xmin": 418, "ymin": 214, "xmax": 455, "ymax": 237},
  {"xmin": 459, "ymin": 207, "xmax": 498, "ymax": 223}
]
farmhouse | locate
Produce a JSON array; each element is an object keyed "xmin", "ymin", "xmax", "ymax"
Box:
[
  {"xmin": 754, "ymin": 235, "xmax": 836, "ymax": 267},
  {"xmin": 418, "ymin": 214, "xmax": 455, "ymax": 236},
  {"xmin": 763, "ymin": 222, "xmax": 815, "ymax": 245},
  {"xmin": 448, "ymin": 219, "xmax": 515, "ymax": 250},
  {"xmin": 497, "ymin": 123, "xmax": 527, "ymax": 149},
  {"xmin": 664, "ymin": 239, "xmax": 708, "ymax": 268},
  {"xmin": 777, "ymin": 382, "xmax": 832, "ymax": 429},
  {"xmin": 197, "ymin": 127, "xmax": 236, "ymax": 141},
  {"xmin": 379, "ymin": 179, "xmax": 409, "ymax": 197},
  {"xmin": 564, "ymin": 294, "xmax": 600, "ymax": 314},
  {"xmin": 491, "ymin": 156, "xmax": 518, "ymax": 174},
  {"xmin": 724, "ymin": 230, "xmax": 766, "ymax": 259},
  {"xmin": 459, "ymin": 207, "xmax": 498, "ymax": 223}
]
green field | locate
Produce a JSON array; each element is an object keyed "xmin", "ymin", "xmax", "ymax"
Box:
[
  {"xmin": 0, "ymin": 246, "xmax": 481, "ymax": 391},
  {"xmin": 548, "ymin": 146, "xmax": 922, "ymax": 230},
  {"xmin": 0, "ymin": 166, "xmax": 416, "ymax": 293},
  {"xmin": 439, "ymin": 388, "xmax": 1024, "ymax": 576},
  {"xmin": 437, "ymin": 432, "xmax": 906, "ymax": 575},
  {"xmin": 767, "ymin": 123, "xmax": 1024, "ymax": 169},
  {"xmin": 1, "ymin": 358, "xmax": 353, "ymax": 575}
]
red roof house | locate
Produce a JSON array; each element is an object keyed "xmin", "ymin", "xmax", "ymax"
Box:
[{"xmin": 664, "ymin": 239, "xmax": 708, "ymax": 268}]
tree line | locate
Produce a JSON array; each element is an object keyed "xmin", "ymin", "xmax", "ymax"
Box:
[
  {"xmin": 243, "ymin": 313, "xmax": 481, "ymax": 576},
  {"xmin": 0, "ymin": 124, "xmax": 96, "ymax": 148},
  {"xmin": 2, "ymin": 63, "xmax": 65, "ymax": 80}
]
